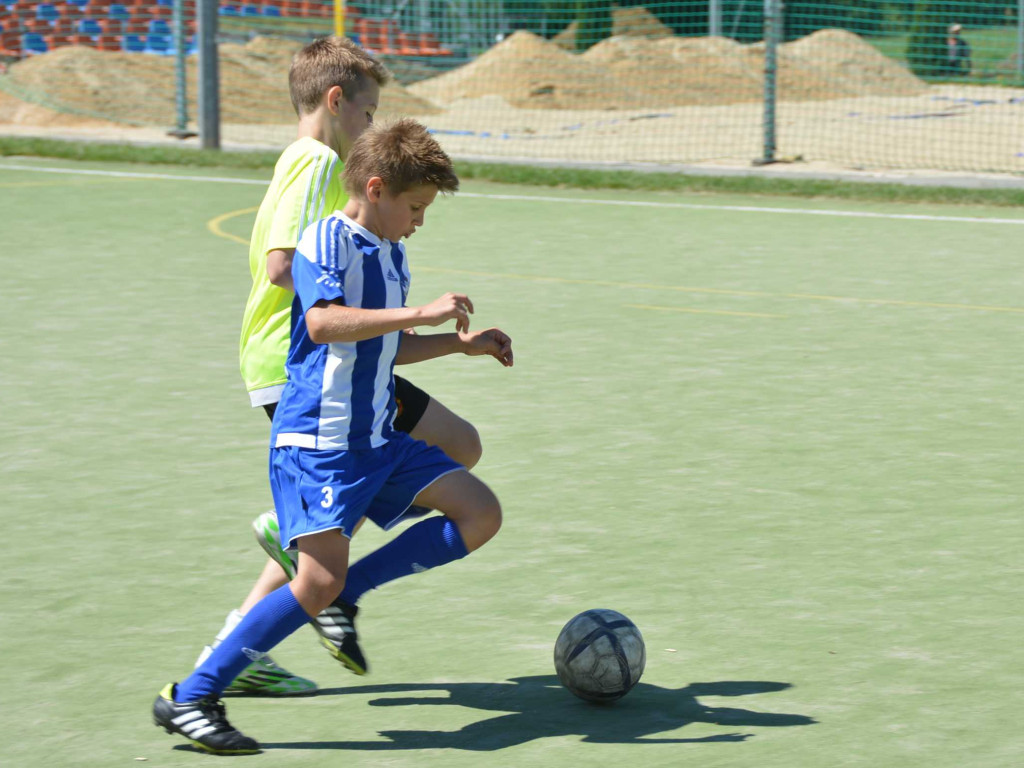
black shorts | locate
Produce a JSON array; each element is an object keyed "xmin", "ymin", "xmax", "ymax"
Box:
[{"xmin": 262, "ymin": 375, "xmax": 430, "ymax": 434}]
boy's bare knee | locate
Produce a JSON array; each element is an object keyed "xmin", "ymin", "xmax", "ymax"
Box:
[
  {"xmin": 293, "ymin": 574, "xmax": 346, "ymax": 616},
  {"xmin": 453, "ymin": 422, "xmax": 482, "ymax": 469}
]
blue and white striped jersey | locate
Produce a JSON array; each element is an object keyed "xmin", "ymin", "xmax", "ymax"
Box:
[{"xmin": 272, "ymin": 212, "xmax": 411, "ymax": 451}]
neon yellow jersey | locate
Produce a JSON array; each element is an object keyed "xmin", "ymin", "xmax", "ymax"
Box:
[{"xmin": 240, "ymin": 137, "xmax": 348, "ymax": 406}]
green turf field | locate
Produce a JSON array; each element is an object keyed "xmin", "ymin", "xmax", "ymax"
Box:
[{"xmin": 1, "ymin": 158, "xmax": 1021, "ymax": 767}]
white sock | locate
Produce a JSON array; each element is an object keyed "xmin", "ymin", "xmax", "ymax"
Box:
[{"xmin": 193, "ymin": 609, "xmax": 245, "ymax": 668}]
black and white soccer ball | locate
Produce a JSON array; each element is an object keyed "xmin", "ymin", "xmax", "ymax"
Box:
[{"xmin": 554, "ymin": 609, "xmax": 646, "ymax": 703}]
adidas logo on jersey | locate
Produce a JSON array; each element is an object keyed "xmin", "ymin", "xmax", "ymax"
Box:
[{"xmin": 386, "ymin": 269, "xmax": 399, "ymax": 282}]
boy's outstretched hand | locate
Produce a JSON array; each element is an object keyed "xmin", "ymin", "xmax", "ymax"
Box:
[
  {"xmin": 460, "ymin": 328, "xmax": 514, "ymax": 368},
  {"xmin": 420, "ymin": 292, "xmax": 474, "ymax": 333}
]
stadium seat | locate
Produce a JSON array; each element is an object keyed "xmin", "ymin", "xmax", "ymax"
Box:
[
  {"xmin": 37, "ymin": 3, "xmax": 60, "ymax": 21},
  {"xmin": 22, "ymin": 32, "xmax": 48, "ymax": 54},
  {"xmin": 395, "ymin": 30, "xmax": 418, "ymax": 56},
  {"xmin": 155, "ymin": 0, "xmax": 173, "ymax": 5},
  {"xmin": 0, "ymin": 29, "xmax": 19, "ymax": 55},
  {"xmin": 97, "ymin": 33, "xmax": 119, "ymax": 50},
  {"xmin": 78, "ymin": 17, "xmax": 101, "ymax": 34},
  {"xmin": 146, "ymin": 31, "xmax": 170, "ymax": 52},
  {"xmin": 67, "ymin": 0, "xmax": 90, "ymax": 6},
  {"xmin": 108, "ymin": 3, "xmax": 129, "ymax": 19},
  {"xmin": 57, "ymin": 2, "xmax": 84, "ymax": 17},
  {"xmin": 261, "ymin": 4, "xmax": 280, "ymax": 17},
  {"xmin": 45, "ymin": 32, "xmax": 71, "ymax": 48},
  {"xmin": 149, "ymin": 18, "xmax": 169, "ymax": 34},
  {"xmin": 122, "ymin": 31, "xmax": 144, "ymax": 51},
  {"xmin": 55, "ymin": 16, "xmax": 78, "ymax": 34},
  {"xmin": 70, "ymin": 32, "xmax": 95, "ymax": 45},
  {"xmin": 219, "ymin": 5, "xmax": 238, "ymax": 16},
  {"xmin": 27, "ymin": 18, "xmax": 54, "ymax": 34},
  {"xmin": 99, "ymin": 17, "xmax": 121, "ymax": 34},
  {"xmin": 300, "ymin": 1, "xmax": 328, "ymax": 18},
  {"xmin": 240, "ymin": 3, "xmax": 259, "ymax": 16}
]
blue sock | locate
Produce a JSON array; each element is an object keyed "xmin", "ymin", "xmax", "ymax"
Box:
[
  {"xmin": 175, "ymin": 585, "xmax": 310, "ymax": 702},
  {"xmin": 340, "ymin": 516, "xmax": 468, "ymax": 605}
]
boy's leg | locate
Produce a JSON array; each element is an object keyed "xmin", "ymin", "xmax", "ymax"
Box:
[
  {"xmin": 406, "ymin": 394, "xmax": 483, "ymax": 469},
  {"xmin": 153, "ymin": 531, "xmax": 349, "ymax": 753},
  {"xmin": 337, "ymin": 469, "xmax": 501, "ymax": 606}
]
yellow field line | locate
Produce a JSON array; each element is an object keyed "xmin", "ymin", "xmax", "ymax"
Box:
[
  {"xmin": 417, "ymin": 266, "xmax": 1024, "ymax": 315},
  {"xmin": 207, "ymin": 206, "xmax": 257, "ymax": 246},
  {"xmin": 783, "ymin": 292, "xmax": 1024, "ymax": 314},
  {"xmin": 626, "ymin": 303, "xmax": 787, "ymax": 319}
]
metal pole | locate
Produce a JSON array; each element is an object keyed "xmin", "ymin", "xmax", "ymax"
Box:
[
  {"xmin": 1017, "ymin": 0, "xmax": 1023, "ymax": 83},
  {"xmin": 709, "ymin": 0, "xmax": 722, "ymax": 37},
  {"xmin": 198, "ymin": 0, "xmax": 220, "ymax": 150},
  {"xmin": 168, "ymin": 0, "xmax": 195, "ymax": 139},
  {"xmin": 757, "ymin": 0, "xmax": 778, "ymax": 165}
]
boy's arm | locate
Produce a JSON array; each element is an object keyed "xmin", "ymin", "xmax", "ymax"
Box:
[
  {"xmin": 396, "ymin": 328, "xmax": 514, "ymax": 368},
  {"xmin": 267, "ymin": 249, "xmax": 295, "ymax": 291},
  {"xmin": 305, "ymin": 292, "xmax": 473, "ymax": 345}
]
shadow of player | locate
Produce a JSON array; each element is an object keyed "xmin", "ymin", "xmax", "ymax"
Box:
[{"xmin": 260, "ymin": 676, "xmax": 816, "ymax": 751}]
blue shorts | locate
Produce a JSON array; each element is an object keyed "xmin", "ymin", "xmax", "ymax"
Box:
[{"xmin": 269, "ymin": 433, "xmax": 463, "ymax": 549}]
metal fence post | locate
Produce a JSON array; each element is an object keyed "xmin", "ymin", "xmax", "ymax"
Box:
[
  {"xmin": 169, "ymin": 0, "xmax": 196, "ymax": 139},
  {"xmin": 198, "ymin": 0, "xmax": 220, "ymax": 150},
  {"xmin": 757, "ymin": 0, "xmax": 780, "ymax": 165},
  {"xmin": 709, "ymin": 0, "xmax": 722, "ymax": 37},
  {"xmin": 1017, "ymin": 0, "xmax": 1023, "ymax": 84}
]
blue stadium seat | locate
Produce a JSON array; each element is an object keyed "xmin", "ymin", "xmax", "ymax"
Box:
[
  {"xmin": 123, "ymin": 33, "xmax": 146, "ymax": 52},
  {"xmin": 22, "ymin": 32, "xmax": 48, "ymax": 55},
  {"xmin": 78, "ymin": 18, "xmax": 102, "ymax": 35},
  {"xmin": 67, "ymin": 0, "xmax": 90, "ymax": 6},
  {"xmin": 156, "ymin": 0, "xmax": 174, "ymax": 5},
  {"xmin": 219, "ymin": 5, "xmax": 239, "ymax": 16},
  {"xmin": 261, "ymin": 5, "xmax": 281, "ymax": 16},
  {"xmin": 109, "ymin": 4, "xmax": 130, "ymax": 20},
  {"xmin": 146, "ymin": 33, "xmax": 171, "ymax": 54},
  {"xmin": 240, "ymin": 4, "xmax": 260, "ymax": 16},
  {"xmin": 37, "ymin": 4, "xmax": 59, "ymax": 21},
  {"xmin": 149, "ymin": 19, "xmax": 171, "ymax": 35}
]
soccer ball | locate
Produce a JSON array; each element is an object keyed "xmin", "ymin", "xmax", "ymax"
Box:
[{"xmin": 554, "ymin": 609, "xmax": 646, "ymax": 703}]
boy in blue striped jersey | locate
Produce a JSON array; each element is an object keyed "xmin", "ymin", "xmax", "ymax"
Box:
[
  {"xmin": 202, "ymin": 36, "xmax": 497, "ymax": 696},
  {"xmin": 153, "ymin": 120, "xmax": 512, "ymax": 754}
]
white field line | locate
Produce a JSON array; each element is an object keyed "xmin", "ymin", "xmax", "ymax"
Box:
[{"xmin": 3, "ymin": 162, "xmax": 1024, "ymax": 226}]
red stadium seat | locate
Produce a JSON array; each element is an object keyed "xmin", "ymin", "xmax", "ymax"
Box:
[
  {"xmin": 97, "ymin": 33, "xmax": 120, "ymax": 50},
  {"xmin": 0, "ymin": 30, "xmax": 22, "ymax": 55},
  {"xmin": 45, "ymin": 32, "xmax": 73, "ymax": 48}
]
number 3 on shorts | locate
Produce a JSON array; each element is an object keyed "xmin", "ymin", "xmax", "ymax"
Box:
[{"xmin": 320, "ymin": 486, "xmax": 334, "ymax": 508}]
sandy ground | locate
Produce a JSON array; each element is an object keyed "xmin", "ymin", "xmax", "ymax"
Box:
[{"xmin": 6, "ymin": 84, "xmax": 1022, "ymax": 184}]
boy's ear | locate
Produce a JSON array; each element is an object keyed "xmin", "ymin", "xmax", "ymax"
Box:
[
  {"xmin": 366, "ymin": 176, "xmax": 384, "ymax": 202},
  {"xmin": 326, "ymin": 85, "xmax": 344, "ymax": 115}
]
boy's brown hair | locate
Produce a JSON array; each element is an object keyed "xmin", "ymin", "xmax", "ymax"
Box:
[
  {"xmin": 344, "ymin": 119, "xmax": 459, "ymax": 197},
  {"xmin": 289, "ymin": 36, "xmax": 390, "ymax": 115}
]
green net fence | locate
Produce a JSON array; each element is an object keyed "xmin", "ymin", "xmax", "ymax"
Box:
[{"xmin": 1, "ymin": 0, "xmax": 1023, "ymax": 174}]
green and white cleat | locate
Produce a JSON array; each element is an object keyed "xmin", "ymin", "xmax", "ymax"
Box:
[
  {"xmin": 252, "ymin": 510, "xmax": 297, "ymax": 579},
  {"xmin": 224, "ymin": 653, "xmax": 317, "ymax": 696},
  {"xmin": 195, "ymin": 609, "xmax": 317, "ymax": 697}
]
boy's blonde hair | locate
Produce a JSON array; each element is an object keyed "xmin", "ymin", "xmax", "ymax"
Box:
[
  {"xmin": 289, "ymin": 37, "xmax": 390, "ymax": 116},
  {"xmin": 344, "ymin": 119, "xmax": 459, "ymax": 197}
]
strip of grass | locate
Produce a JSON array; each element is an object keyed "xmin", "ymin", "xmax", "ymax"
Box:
[{"xmin": 3, "ymin": 134, "xmax": 1024, "ymax": 206}]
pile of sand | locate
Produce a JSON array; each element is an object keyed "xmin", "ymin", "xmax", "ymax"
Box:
[
  {"xmin": 553, "ymin": 6, "xmax": 673, "ymax": 49},
  {"xmin": 411, "ymin": 28, "xmax": 926, "ymax": 110},
  {"xmin": 409, "ymin": 31, "xmax": 650, "ymax": 110},
  {"xmin": 0, "ymin": 37, "xmax": 438, "ymax": 128}
]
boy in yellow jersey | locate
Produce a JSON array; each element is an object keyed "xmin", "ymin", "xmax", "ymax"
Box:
[{"xmin": 197, "ymin": 37, "xmax": 503, "ymax": 695}]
